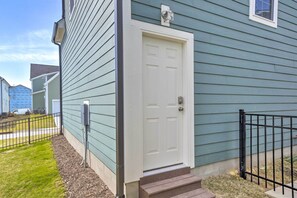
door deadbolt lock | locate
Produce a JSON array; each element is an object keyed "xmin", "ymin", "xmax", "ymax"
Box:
[
  {"xmin": 178, "ymin": 96, "xmax": 184, "ymax": 105},
  {"xmin": 178, "ymin": 107, "xmax": 184, "ymax": 112}
]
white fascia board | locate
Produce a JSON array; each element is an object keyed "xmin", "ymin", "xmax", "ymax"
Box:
[
  {"xmin": 32, "ymin": 90, "xmax": 45, "ymax": 95},
  {"xmin": 44, "ymin": 73, "xmax": 59, "ymax": 86},
  {"xmin": 30, "ymin": 72, "xmax": 59, "ymax": 81}
]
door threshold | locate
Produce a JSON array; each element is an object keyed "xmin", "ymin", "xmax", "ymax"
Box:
[{"xmin": 143, "ymin": 164, "xmax": 186, "ymax": 177}]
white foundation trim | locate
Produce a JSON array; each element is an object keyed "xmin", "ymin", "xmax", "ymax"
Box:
[
  {"xmin": 63, "ymin": 128, "xmax": 117, "ymax": 195},
  {"xmin": 123, "ymin": 1, "xmax": 195, "ymax": 183}
]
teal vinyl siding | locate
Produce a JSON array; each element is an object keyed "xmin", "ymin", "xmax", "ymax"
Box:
[
  {"xmin": 61, "ymin": 0, "xmax": 116, "ymax": 173},
  {"xmin": 131, "ymin": 0, "xmax": 297, "ymax": 167}
]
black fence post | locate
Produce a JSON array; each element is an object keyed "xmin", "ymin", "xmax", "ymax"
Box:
[
  {"xmin": 239, "ymin": 109, "xmax": 247, "ymax": 179},
  {"xmin": 28, "ymin": 118, "xmax": 31, "ymax": 144},
  {"xmin": 59, "ymin": 113, "xmax": 63, "ymax": 135}
]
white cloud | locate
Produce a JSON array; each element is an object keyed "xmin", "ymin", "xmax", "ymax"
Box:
[
  {"xmin": 27, "ymin": 29, "xmax": 52, "ymax": 40},
  {"xmin": 0, "ymin": 51, "xmax": 58, "ymax": 63},
  {"xmin": 0, "ymin": 29, "xmax": 59, "ymax": 64}
]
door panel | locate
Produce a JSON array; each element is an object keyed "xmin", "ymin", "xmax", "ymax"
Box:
[{"xmin": 143, "ymin": 36, "xmax": 183, "ymax": 171}]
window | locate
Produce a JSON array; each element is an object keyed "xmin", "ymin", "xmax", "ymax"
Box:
[
  {"xmin": 249, "ymin": 0, "xmax": 278, "ymax": 28},
  {"xmin": 69, "ymin": 0, "xmax": 75, "ymax": 19},
  {"xmin": 255, "ymin": 0, "xmax": 273, "ymax": 20}
]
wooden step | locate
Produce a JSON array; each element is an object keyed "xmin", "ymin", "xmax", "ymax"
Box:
[
  {"xmin": 140, "ymin": 166, "xmax": 191, "ymax": 185},
  {"xmin": 140, "ymin": 173, "xmax": 202, "ymax": 198},
  {"xmin": 171, "ymin": 188, "xmax": 216, "ymax": 198}
]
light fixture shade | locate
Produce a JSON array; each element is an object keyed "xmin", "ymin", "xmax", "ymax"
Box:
[
  {"xmin": 161, "ymin": 5, "xmax": 174, "ymax": 27},
  {"xmin": 52, "ymin": 19, "xmax": 65, "ymax": 45}
]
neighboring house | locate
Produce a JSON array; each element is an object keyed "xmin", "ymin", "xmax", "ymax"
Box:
[
  {"xmin": 44, "ymin": 73, "xmax": 60, "ymax": 114},
  {"xmin": 30, "ymin": 64, "xmax": 59, "ymax": 113},
  {"xmin": 0, "ymin": 77, "xmax": 10, "ymax": 114},
  {"xmin": 9, "ymin": 85, "xmax": 32, "ymax": 112},
  {"xmin": 52, "ymin": 0, "xmax": 297, "ymax": 197}
]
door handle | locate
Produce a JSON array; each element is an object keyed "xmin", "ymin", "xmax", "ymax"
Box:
[
  {"xmin": 178, "ymin": 96, "xmax": 184, "ymax": 105},
  {"xmin": 178, "ymin": 107, "xmax": 184, "ymax": 112}
]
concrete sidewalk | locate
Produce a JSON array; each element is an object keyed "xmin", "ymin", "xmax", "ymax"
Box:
[
  {"xmin": 0, "ymin": 127, "xmax": 59, "ymax": 140},
  {"xmin": 266, "ymin": 182, "xmax": 297, "ymax": 198}
]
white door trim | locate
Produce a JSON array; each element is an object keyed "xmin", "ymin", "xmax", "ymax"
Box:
[{"xmin": 123, "ymin": 1, "xmax": 195, "ymax": 183}]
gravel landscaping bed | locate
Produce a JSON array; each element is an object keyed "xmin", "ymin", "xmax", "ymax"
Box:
[{"xmin": 52, "ymin": 135, "xmax": 113, "ymax": 198}]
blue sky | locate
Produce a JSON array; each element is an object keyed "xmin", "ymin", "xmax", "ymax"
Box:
[{"xmin": 0, "ymin": 0, "xmax": 61, "ymax": 88}]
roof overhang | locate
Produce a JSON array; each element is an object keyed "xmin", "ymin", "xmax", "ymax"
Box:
[
  {"xmin": 52, "ymin": 18, "xmax": 65, "ymax": 45},
  {"xmin": 0, "ymin": 77, "xmax": 10, "ymax": 86}
]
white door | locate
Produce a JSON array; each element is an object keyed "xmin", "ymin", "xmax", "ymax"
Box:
[
  {"xmin": 52, "ymin": 99, "xmax": 60, "ymax": 114},
  {"xmin": 143, "ymin": 36, "xmax": 183, "ymax": 171}
]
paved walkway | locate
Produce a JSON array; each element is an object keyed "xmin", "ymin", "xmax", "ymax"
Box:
[{"xmin": 0, "ymin": 127, "xmax": 59, "ymax": 140}]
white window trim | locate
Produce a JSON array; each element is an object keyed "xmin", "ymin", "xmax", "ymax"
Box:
[
  {"xmin": 69, "ymin": 0, "xmax": 76, "ymax": 21},
  {"xmin": 249, "ymin": 0, "xmax": 278, "ymax": 28},
  {"xmin": 123, "ymin": 1, "xmax": 195, "ymax": 184}
]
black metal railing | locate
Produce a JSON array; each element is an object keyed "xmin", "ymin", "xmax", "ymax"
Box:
[
  {"xmin": 0, "ymin": 113, "xmax": 61, "ymax": 150},
  {"xmin": 239, "ymin": 109, "xmax": 297, "ymax": 197}
]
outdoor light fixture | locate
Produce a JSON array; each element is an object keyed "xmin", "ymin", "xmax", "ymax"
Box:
[
  {"xmin": 161, "ymin": 5, "xmax": 174, "ymax": 27},
  {"xmin": 52, "ymin": 18, "xmax": 65, "ymax": 45}
]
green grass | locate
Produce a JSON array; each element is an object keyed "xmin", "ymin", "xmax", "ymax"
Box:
[
  {"xmin": 246, "ymin": 155, "xmax": 297, "ymax": 190},
  {"xmin": 0, "ymin": 114, "xmax": 43, "ymax": 123},
  {"xmin": 0, "ymin": 133, "xmax": 59, "ymax": 150},
  {"xmin": 0, "ymin": 141, "xmax": 65, "ymax": 198},
  {"xmin": 203, "ymin": 172, "xmax": 270, "ymax": 198},
  {"xmin": 203, "ymin": 155, "xmax": 297, "ymax": 198}
]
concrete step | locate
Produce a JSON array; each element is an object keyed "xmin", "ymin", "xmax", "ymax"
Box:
[
  {"xmin": 171, "ymin": 188, "xmax": 216, "ymax": 198},
  {"xmin": 140, "ymin": 173, "xmax": 202, "ymax": 198}
]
